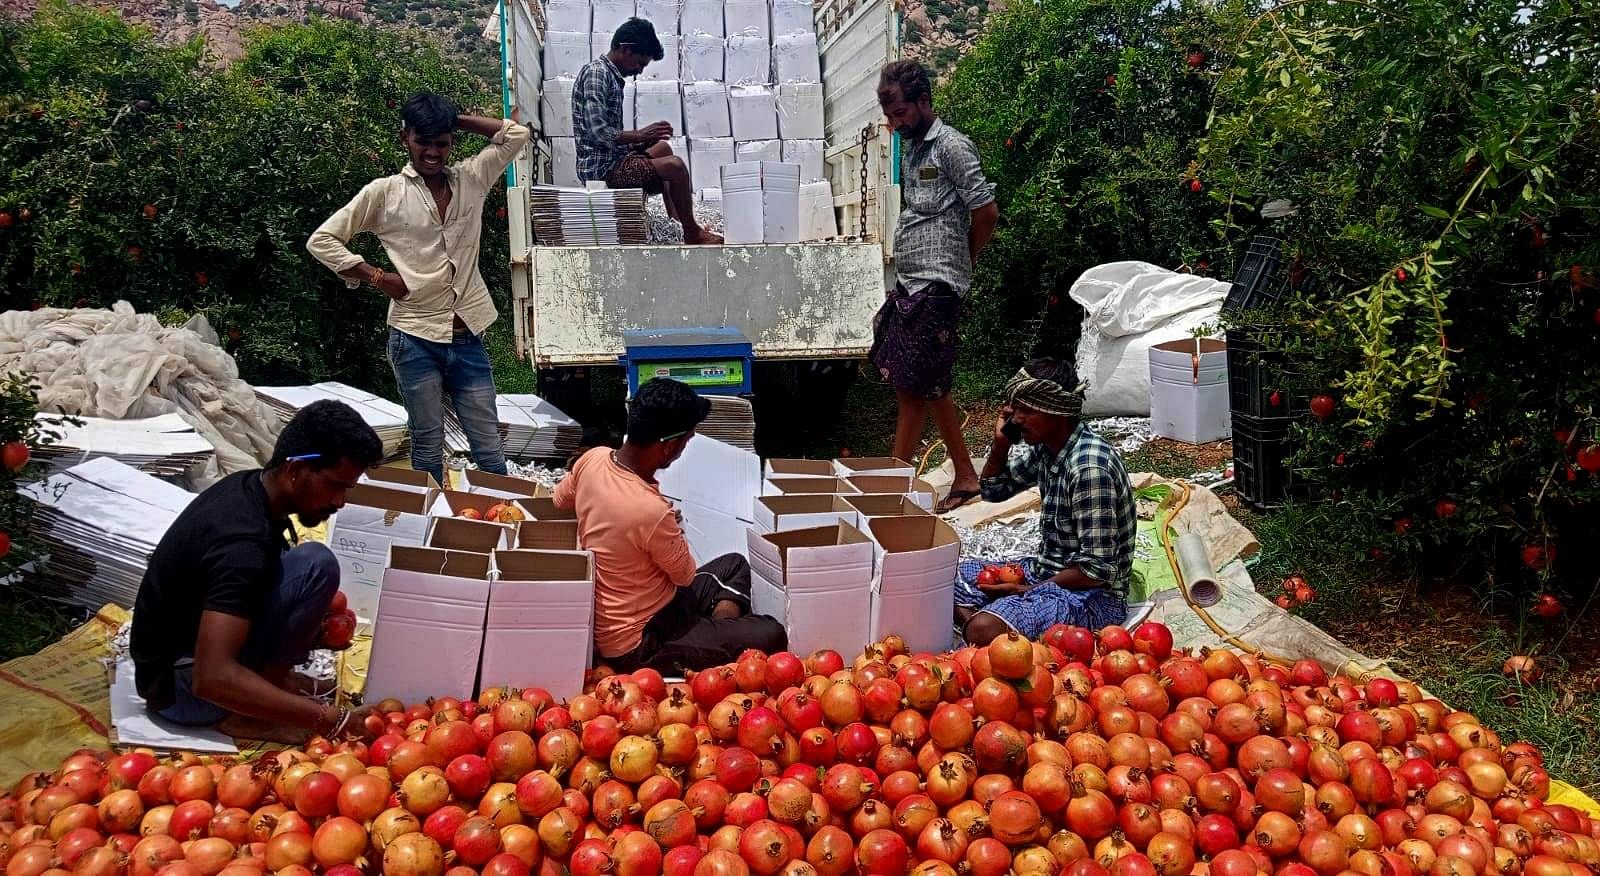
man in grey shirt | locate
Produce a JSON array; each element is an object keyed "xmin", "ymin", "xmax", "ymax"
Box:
[{"xmin": 868, "ymin": 60, "xmax": 999, "ymax": 512}]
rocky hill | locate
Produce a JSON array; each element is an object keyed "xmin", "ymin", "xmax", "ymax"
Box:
[{"xmin": 902, "ymin": 0, "xmax": 995, "ymax": 76}]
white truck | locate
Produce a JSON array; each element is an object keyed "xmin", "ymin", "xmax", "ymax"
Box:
[{"xmin": 495, "ymin": 0, "xmax": 902, "ymax": 378}]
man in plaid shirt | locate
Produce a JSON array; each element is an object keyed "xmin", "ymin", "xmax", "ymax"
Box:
[
  {"xmin": 954, "ymin": 357, "xmax": 1137, "ymax": 645},
  {"xmin": 571, "ymin": 18, "xmax": 722, "ymax": 244}
]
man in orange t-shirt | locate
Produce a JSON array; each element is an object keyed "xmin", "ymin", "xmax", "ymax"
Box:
[{"xmin": 553, "ymin": 378, "xmax": 785, "ymax": 673}]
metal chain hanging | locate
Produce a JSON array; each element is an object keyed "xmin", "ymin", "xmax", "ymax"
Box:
[{"xmin": 858, "ymin": 123, "xmax": 873, "ymax": 241}]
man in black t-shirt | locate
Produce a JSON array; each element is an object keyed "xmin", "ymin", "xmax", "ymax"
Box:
[{"xmin": 131, "ymin": 400, "xmax": 383, "ymax": 743}]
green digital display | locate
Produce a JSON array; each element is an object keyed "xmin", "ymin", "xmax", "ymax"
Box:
[{"xmin": 639, "ymin": 359, "xmax": 746, "ymax": 387}]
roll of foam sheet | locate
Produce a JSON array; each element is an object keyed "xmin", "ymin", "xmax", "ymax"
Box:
[
  {"xmin": 680, "ymin": 0, "xmax": 723, "ymax": 37},
  {"xmin": 1175, "ymin": 532, "xmax": 1220, "ymax": 607},
  {"xmin": 591, "ymin": 0, "xmax": 635, "ymax": 35},
  {"xmin": 634, "ymin": 80, "xmax": 683, "ymax": 133},
  {"xmin": 736, "ymin": 139, "xmax": 781, "ymax": 164},
  {"xmin": 680, "ymin": 33, "xmax": 725, "ymax": 81},
  {"xmin": 728, "ymin": 85, "xmax": 777, "ymax": 141},
  {"xmin": 540, "ymin": 79, "xmax": 576, "ymax": 138},
  {"xmin": 682, "ymin": 82, "xmax": 732, "ymax": 138},
  {"xmin": 640, "ymin": 36, "xmax": 681, "ymax": 81},
  {"xmin": 782, "ymin": 138, "xmax": 824, "ymax": 182},
  {"xmin": 771, "ymin": 32, "xmax": 821, "ymax": 84},
  {"xmin": 691, "ymin": 137, "xmax": 734, "ymax": 192},
  {"xmin": 723, "ymin": 0, "xmax": 768, "ymax": 38},
  {"xmin": 543, "ymin": 32, "xmax": 591, "ymax": 80},
  {"xmin": 776, "ymin": 82, "xmax": 824, "ymax": 139},
  {"xmin": 724, "ymin": 35, "xmax": 771, "ymax": 86},
  {"xmin": 545, "ymin": 0, "xmax": 590, "ymax": 33}
]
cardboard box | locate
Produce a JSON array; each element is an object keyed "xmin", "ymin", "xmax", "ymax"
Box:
[
  {"xmin": 637, "ymin": 0, "xmax": 681, "ymax": 32},
  {"xmin": 683, "ymin": 82, "xmax": 732, "ymax": 138},
  {"xmin": 690, "ymin": 137, "xmax": 735, "ymax": 191},
  {"xmin": 635, "ymin": 80, "xmax": 684, "ymax": 132},
  {"xmin": 776, "ymin": 83, "xmax": 824, "ymax": 139},
  {"xmin": 845, "ymin": 494, "xmax": 931, "ymax": 519},
  {"xmin": 430, "ymin": 489, "xmax": 525, "ymax": 521},
  {"xmin": 782, "ymin": 139, "xmax": 824, "ymax": 182},
  {"xmin": 327, "ymin": 483, "xmax": 435, "ymax": 623},
  {"xmin": 552, "ymin": 137, "xmax": 579, "ymax": 186},
  {"xmin": 540, "ymin": 78, "xmax": 577, "ymax": 138},
  {"xmin": 746, "ymin": 523, "xmax": 875, "ymax": 655},
  {"xmin": 516, "ymin": 520, "xmax": 581, "ymax": 551},
  {"xmin": 753, "ymin": 494, "xmax": 860, "ymax": 533},
  {"xmin": 866, "ymin": 516, "xmax": 960, "ymax": 654},
  {"xmin": 462, "ymin": 469, "xmax": 551, "ymax": 501},
  {"xmin": 681, "ymin": 0, "xmax": 723, "ymax": 37},
  {"xmin": 640, "ymin": 36, "xmax": 681, "ymax": 82},
  {"xmin": 771, "ymin": 0, "xmax": 814, "ymax": 35},
  {"xmin": 365, "ymin": 547, "xmax": 491, "ymax": 704},
  {"xmin": 771, "ymin": 32, "xmax": 820, "ymax": 83},
  {"xmin": 736, "ymin": 139, "xmax": 782, "ymax": 164},
  {"xmin": 544, "ymin": 0, "xmax": 590, "ymax": 32},
  {"xmin": 725, "ymin": 38, "xmax": 771, "ymax": 87},
  {"xmin": 845, "ymin": 475, "xmax": 935, "ymax": 511},
  {"xmin": 765, "ymin": 458, "xmax": 835, "ymax": 479},
  {"xmin": 358, "ymin": 466, "xmax": 440, "ymax": 494},
  {"xmin": 799, "ymin": 181, "xmax": 837, "ymax": 242},
  {"xmin": 1149, "ymin": 338, "xmax": 1230, "ymax": 444},
  {"xmin": 517, "ymin": 496, "xmax": 579, "ymax": 521},
  {"xmin": 658, "ymin": 434, "xmax": 761, "ymax": 520},
  {"xmin": 592, "ymin": 0, "xmax": 636, "ymax": 34},
  {"xmin": 833, "ymin": 456, "xmax": 915, "ymax": 478},
  {"xmin": 762, "ymin": 475, "xmax": 859, "ymax": 497},
  {"xmin": 481, "ymin": 550, "xmax": 597, "ymax": 699},
  {"xmin": 428, "ymin": 516, "xmax": 512, "ymax": 553},
  {"xmin": 542, "ymin": 31, "xmax": 591, "ymax": 80},
  {"xmin": 681, "ymin": 33, "xmax": 725, "ymax": 81},
  {"xmin": 728, "ymin": 85, "xmax": 777, "ymax": 141},
  {"xmin": 723, "ymin": 0, "xmax": 768, "ymax": 38}
]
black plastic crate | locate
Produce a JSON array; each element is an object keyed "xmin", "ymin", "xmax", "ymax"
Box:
[
  {"xmin": 1226, "ymin": 328, "xmax": 1307, "ymax": 419},
  {"xmin": 1231, "ymin": 413, "xmax": 1299, "ymax": 510},
  {"xmin": 1222, "ymin": 235, "xmax": 1321, "ymax": 316}
]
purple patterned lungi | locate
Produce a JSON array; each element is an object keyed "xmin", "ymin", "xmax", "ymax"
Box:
[
  {"xmin": 955, "ymin": 556, "xmax": 1127, "ymax": 640},
  {"xmin": 868, "ymin": 281, "xmax": 961, "ymax": 401}
]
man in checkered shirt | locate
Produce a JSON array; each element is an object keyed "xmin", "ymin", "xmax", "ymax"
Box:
[
  {"xmin": 953, "ymin": 357, "xmax": 1137, "ymax": 645},
  {"xmin": 571, "ymin": 18, "xmax": 722, "ymax": 244}
]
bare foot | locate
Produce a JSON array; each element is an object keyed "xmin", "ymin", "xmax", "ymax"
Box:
[
  {"xmin": 684, "ymin": 228, "xmax": 724, "ymax": 245},
  {"xmin": 218, "ymin": 714, "xmax": 312, "ymax": 746}
]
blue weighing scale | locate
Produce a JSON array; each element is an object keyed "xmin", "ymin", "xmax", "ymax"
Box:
[{"xmin": 619, "ymin": 327, "xmax": 755, "ymax": 396}]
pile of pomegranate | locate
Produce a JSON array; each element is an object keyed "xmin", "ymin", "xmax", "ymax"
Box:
[{"xmin": 4, "ymin": 621, "xmax": 1597, "ymax": 876}]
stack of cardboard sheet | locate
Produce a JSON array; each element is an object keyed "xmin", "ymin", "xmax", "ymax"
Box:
[
  {"xmin": 254, "ymin": 383, "xmax": 410, "ymax": 460},
  {"xmin": 444, "ymin": 394, "xmax": 584, "ymax": 462},
  {"xmin": 698, "ymin": 395, "xmax": 756, "ymax": 450},
  {"xmin": 34, "ymin": 413, "xmax": 214, "ymax": 482},
  {"xmin": 530, "ymin": 187, "xmax": 649, "ymax": 245}
]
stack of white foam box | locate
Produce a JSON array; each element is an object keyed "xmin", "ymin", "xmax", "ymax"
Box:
[{"xmin": 722, "ymin": 160, "xmax": 800, "ymax": 244}]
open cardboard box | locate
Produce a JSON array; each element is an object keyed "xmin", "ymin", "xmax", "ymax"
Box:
[
  {"xmin": 845, "ymin": 494, "xmax": 932, "ymax": 520},
  {"xmin": 516, "ymin": 497, "xmax": 578, "ymax": 521},
  {"xmin": 428, "ymin": 516, "xmax": 512, "ymax": 553},
  {"xmin": 845, "ymin": 476, "xmax": 936, "ymax": 511},
  {"xmin": 359, "ymin": 467, "xmax": 441, "ymax": 494},
  {"xmin": 833, "ymin": 457, "xmax": 914, "ymax": 478},
  {"xmin": 746, "ymin": 522, "xmax": 875, "ymax": 656},
  {"xmin": 516, "ymin": 519, "xmax": 581, "ymax": 551},
  {"xmin": 327, "ymin": 483, "xmax": 435, "ymax": 623},
  {"xmin": 430, "ymin": 489, "xmax": 526, "ymax": 522},
  {"xmin": 752, "ymin": 494, "xmax": 860, "ymax": 533},
  {"xmin": 365, "ymin": 546, "xmax": 491, "ymax": 704},
  {"xmin": 866, "ymin": 515, "xmax": 960, "ymax": 654},
  {"xmin": 462, "ymin": 469, "xmax": 553, "ymax": 501},
  {"xmin": 763, "ymin": 458, "xmax": 835, "ymax": 480},
  {"xmin": 481, "ymin": 550, "xmax": 596, "ymax": 699},
  {"xmin": 762, "ymin": 476, "xmax": 860, "ymax": 497}
]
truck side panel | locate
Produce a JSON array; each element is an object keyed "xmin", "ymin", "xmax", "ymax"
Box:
[{"xmin": 529, "ymin": 244, "xmax": 884, "ymax": 365}]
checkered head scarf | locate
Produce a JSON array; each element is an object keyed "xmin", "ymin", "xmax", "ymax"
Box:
[{"xmin": 1004, "ymin": 362, "xmax": 1088, "ymax": 419}]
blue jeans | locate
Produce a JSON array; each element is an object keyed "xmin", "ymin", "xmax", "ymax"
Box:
[
  {"xmin": 155, "ymin": 543, "xmax": 341, "ymax": 726},
  {"xmin": 388, "ymin": 327, "xmax": 508, "ymax": 487}
]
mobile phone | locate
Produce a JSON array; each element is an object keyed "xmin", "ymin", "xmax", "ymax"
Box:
[{"xmin": 1001, "ymin": 421, "xmax": 1023, "ymax": 443}]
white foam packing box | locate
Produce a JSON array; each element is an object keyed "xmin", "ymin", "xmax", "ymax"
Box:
[
  {"xmin": 746, "ymin": 523, "xmax": 876, "ymax": 656},
  {"xmin": 543, "ymin": 31, "xmax": 591, "ymax": 80},
  {"xmin": 682, "ymin": 82, "xmax": 732, "ymax": 138},
  {"xmin": 771, "ymin": 32, "xmax": 821, "ymax": 83},
  {"xmin": 723, "ymin": 0, "xmax": 769, "ymax": 38},
  {"xmin": 552, "ymin": 137, "xmax": 579, "ymax": 186},
  {"xmin": 327, "ymin": 483, "xmax": 435, "ymax": 624},
  {"xmin": 680, "ymin": 0, "xmax": 723, "ymax": 37},
  {"xmin": 462, "ymin": 469, "xmax": 550, "ymax": 501},
  {"xmin": 866, "ymin": 516, "xmax": 960, "ymax": 655},
  {"xmin": 771, "ymin": 0, "xmax": 814, "ymax": 35},
  {"xmin": 640, "ymin": 36, "xmax": 681, "ymax": 82},
  {"xmin": 835, "ymin": 456, "xmax": 916, "ymax": 478},
  {"xmin": 540, "ymin": 78, "xmax": 577, "ymax": 138},
  {"xmin": 799, "ymin": 181, "xmax": 837, "ymax": 241},
  {"xmin": 845, "ymin": 494, "xmax": 932, "ymax": 520},
  {"xmin": 753, "ymin": 494, "xmax": 861, "ymax": 533},
  {"xmin": 846, "ymin": 475, "xmax": 937, "ymax": 511},
  {"xmin": 516, "ymin": 520, "xmax": 582, "ymax": 551},
  {"xmin": 737, "ymin": 139, "xmax": 782, "ymax": 164},
  {"xmin": 634, "ymin": 80, "xmax": 684, "ymax": 132},
  {"xmin": 637, "ymin": 0, "xmax": 682, "ymax": 32},
  {"xmin": 725, "ymin": 36, "xmax": 771, "ymax": 86},
  {"xmin": 777, "ymin": 83, "xmax": 824, "ymax": 139},
  {"xmin": 428, "ymin": 514, "xmax": 513, "ymax": 553},
  {"xmin": 481, "ymin": 550, "xmax": 596, "ymax": 699},
  {"xmin": 545, "ymin": 0, "xmax": 591, "ymax": 33},
  {"xmin": 366, "ymin": 546, "xmax": 491, "ymax": 704},
  {"xmin": 359, "ymin": 467, "xmax": 440, "ymax": 495},
  {"xmin": 783, "ymin": 138, "xmax": 824, "ymax": 181},
  {"xmin": 681, "ymin": 33, "xmax": 725, "ymax": 81},
  {"xmin": 765, "ymin": 458, "xmax": 836, "ymax": 480},
  {"xmin": 691, "ymin": 137, "xmax": 735, "ymax": 191},
  {"xmin": 728, "ymin": 85, "xmax": 778, "ymax": 140},
  {"xmin": 592, "ymin": 0, "xmax": 636, "ymax": 34},
  {"xmin": 657, "ymin": 434, "xmax": 761, "ymax": 564}
]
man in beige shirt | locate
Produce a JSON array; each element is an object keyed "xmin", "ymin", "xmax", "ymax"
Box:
[{"xmin": 307, "ymin": 92, "xmax": 531, "ymax": 486}]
